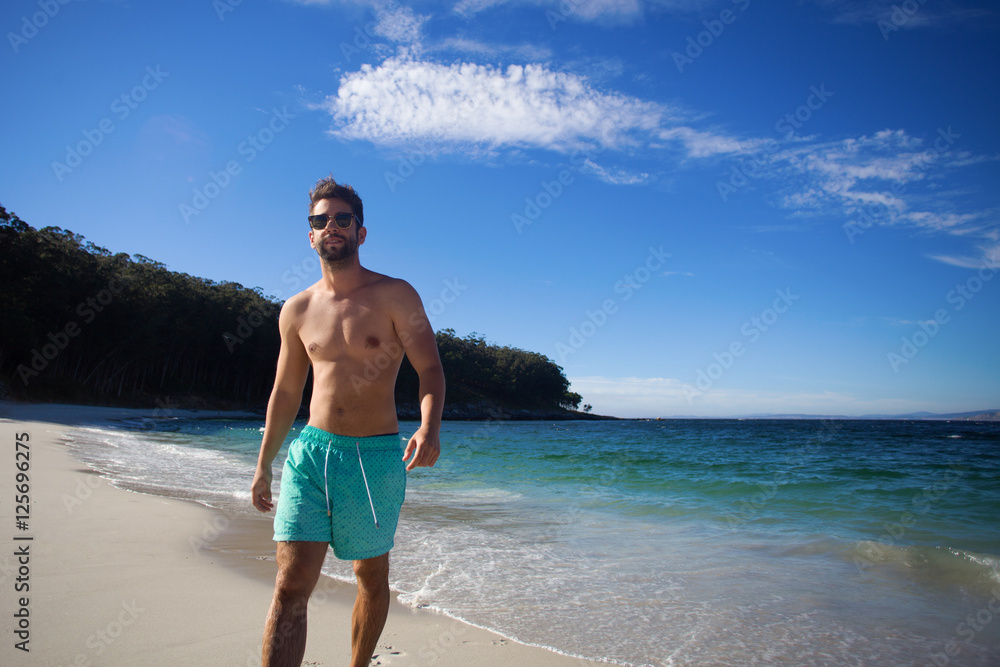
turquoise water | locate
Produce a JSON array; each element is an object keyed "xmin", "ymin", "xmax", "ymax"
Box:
[{"xmin": 65, "ymin": 418, "xmax": 1000, "ymax": 666}]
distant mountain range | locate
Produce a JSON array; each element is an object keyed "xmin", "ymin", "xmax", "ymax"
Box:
[{"xmin": 733, "ymin": 410, "xmax": 1000, "ymax": 421}]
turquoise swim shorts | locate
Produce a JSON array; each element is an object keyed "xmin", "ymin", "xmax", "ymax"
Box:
[{"xmin": 273, "ymin": 426, "xmax": 407, "ymax": 560}]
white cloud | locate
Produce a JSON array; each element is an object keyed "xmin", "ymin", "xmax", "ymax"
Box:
[
  {"xmin": 453, "ymin": 0, "xmax": 509, "ymax": 17},
  {"xmin": 322, "ymin": 55, "xmax": 767, "ymax": 164},
  {"xmin": 928, "ymin": 241, "xmax": 1000, "ymax": 270},
  {"xmin": 324, "ymin": 56, "xmax": 669, "ymax": 153},
  {"xmin": 430, "ymin": 37, "xmax": 553, "ymax": 62},
  {"xmin": 579, "ymin": 158, "xmax": 650, "ymax": 185},
  {"xmin": 454, "ymin": 0, "xmax": 644, "ymax": 21},
  {"xmin": 904, "ymin": 211, "xmax": 982, "ymax": 233},
  {"xmin": 452, "ymin": 0, "xmax": 715, "ymax": 21},
  {"xmin": 371, "ymin": 3, "xmax": 428, "ymax": 44},
  {"xmin": 560, "ymin": 0, "xmax": 644, "ymax": 21},
  {"xmin": 321, "ymin": 57, "xmax": 995, "ymax": 261},
  {"xmin": 659, "ymin": 126, "xmax": 762, "ymax": 158},
  {"xmin": 303, "ymin": 1, "xmax": 996, "ymax": 257},
  {"xmin": 758, "ymin": 129, "xmax": 996, "ymax": 244},
  {"xmin": 809, "ymin": 0, "xmax": 993, "ymax": 28}
]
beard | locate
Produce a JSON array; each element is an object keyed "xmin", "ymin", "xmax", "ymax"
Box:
[{"xmin": 315, "ymin": 232, "xmax": 359, "ymax": 266}]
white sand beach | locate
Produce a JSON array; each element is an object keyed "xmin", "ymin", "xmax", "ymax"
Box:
[{"xmin": 0, "ymin": 402, "xmax": 601, "ymax": 666}]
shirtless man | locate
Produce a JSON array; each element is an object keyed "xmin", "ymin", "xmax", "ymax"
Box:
[{"xmin": 251, "ymin": 177, "xmax": 445, "ymax": 667}]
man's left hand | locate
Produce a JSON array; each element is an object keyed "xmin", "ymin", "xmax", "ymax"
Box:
[{"xmin": 402, "ymin": 426, "xmax": 440, "ymax": 471}]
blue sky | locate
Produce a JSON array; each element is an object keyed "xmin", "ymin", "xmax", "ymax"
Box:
[{"xmin": 3, "ymin": 0, "xmax": 998, "ymax": 418}]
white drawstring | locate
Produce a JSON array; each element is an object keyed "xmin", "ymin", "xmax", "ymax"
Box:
[
  {"xmin": 356, "ymin": 442, "xmax": 380, "ymax": 529},
  {"xmin": 324, "ymin": 442, "xmax": 332, "ymax": 516}
]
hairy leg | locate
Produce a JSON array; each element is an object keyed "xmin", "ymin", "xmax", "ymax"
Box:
[
  {"xmin": 350, "ymin": 553, "xmax": 391, "ymax": 667},
  {"xmin": 262, "ymin": 541, "xmax": 328, "ymax": 667}
]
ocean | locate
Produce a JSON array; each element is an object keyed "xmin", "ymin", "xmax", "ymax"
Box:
[{"xmin": 62, "ymin": 417, "xmax": 1000, "ymax": 666}]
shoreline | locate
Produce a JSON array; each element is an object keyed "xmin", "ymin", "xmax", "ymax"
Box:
[
  {"xmin": 0, "ymin": 402, "xmax": 603, "ymax": 666},
  {"xmin": 0, "ymin": 398, "xmax": 619, "ymax": 423}
]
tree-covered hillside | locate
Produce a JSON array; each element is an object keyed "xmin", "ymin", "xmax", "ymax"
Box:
[{"xmin": 0, "ymin": 205, "xmax": 585, "ymax": 416}]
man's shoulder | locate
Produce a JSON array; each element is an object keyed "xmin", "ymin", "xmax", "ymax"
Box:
[
  {"xmin": 281, "ymin": 289, "xmax": 313, "ymax": 308},
  {"xmin": 279, "ymin": 288, "xmax": 319, "ymax": 321},
  {"xmin": 365, "ymin": 270, "xmax": 415, "ymax": 295},
  {"xmin": 362, "ymin": 272, "xmax": 423, "ymax": 317}
]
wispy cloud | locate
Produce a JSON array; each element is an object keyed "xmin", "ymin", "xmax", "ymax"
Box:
[
  {"xmin": 659, "ymin": 126, "xmax": 763, "ymax": 158},
  {"xmin": 305, "ymin": 0, "xmax": 997, "ymax": 259},
  {"xmin": 928, "ymin": 240, "xmax": 1000, "ymax": 270},
  {"xmin": 323, "ymin": 56, "xmax": 706, "ymax": 155},
  {"xmin": 454, "ymin": 0, "xmax": 645, "ymax": 21},
  {"xmin": 452, "ymin": 0, "xmax": 509, "ymax": 18},
  {"xmin": 286, "ymin": 0, "xmax": 429, "ymax": 44},
  {"xmin": 809, "ymin": 0, "xmax": 993, "ymax": 28},
  {"xmin": 371, "ymin": 2, "xmax": 429, "ymax": 43},
  {"xmin": 744, "ymin": 129, "xmax": 998, "ymax": 244},
  {"xmin": 579, "ymin": 158, "xmax": 651, "ymax": 185},
  {"xmin": 429, "ymin": 37, "xmax": 553, "ymax": 62},
  {"xmin": 452, "ymin": 0, "xmax": 717, "ymax": 21},
  {"xmin": 320, "ymin": 57, "xmax": 996, "ymax": 254}
]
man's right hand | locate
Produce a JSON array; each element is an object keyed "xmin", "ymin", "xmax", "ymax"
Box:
[{"xmin": 251, "ymin": 466, "xmax": 274, "ymax": 513}]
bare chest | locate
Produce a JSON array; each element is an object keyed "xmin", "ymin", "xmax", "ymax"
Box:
[{"xmin": 298, "ymin": 298, "xmax": 398, "ymax": 363}]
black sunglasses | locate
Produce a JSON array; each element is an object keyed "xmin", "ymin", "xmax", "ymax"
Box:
[{"xmin": 308, "ymin": 213, "xmax": 358, "ymax": 230}]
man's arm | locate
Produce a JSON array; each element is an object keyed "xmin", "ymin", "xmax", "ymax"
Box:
[
  {"xmin": 251, "ymin": 298, "xmax": 311, "ymax": 512},
  {"xmin": 393, "ymin": 282, "xmax": 445, "ymax": 471}
]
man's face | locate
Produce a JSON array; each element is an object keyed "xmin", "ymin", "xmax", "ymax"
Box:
[{"xmin": 309, "ymin": 198, "xmax": 365, "ymax": 264}]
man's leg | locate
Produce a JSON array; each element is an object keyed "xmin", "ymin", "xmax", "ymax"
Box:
[
  {"xmin": 350, "ymin": 552, "xmax": 391, "ymax": 667},
  {"xmin": 262, "ymin": 541, "xmax": 328, "ymax": 667}
]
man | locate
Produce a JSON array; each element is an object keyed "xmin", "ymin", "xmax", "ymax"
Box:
[{"xmin": 251, "ymin": 177, "xmax": 445, "ymax": 667}]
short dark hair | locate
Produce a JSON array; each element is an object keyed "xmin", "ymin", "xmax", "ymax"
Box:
[{"xmin": 309, "ymin": 176, "xmax": 364, "ymax": 225}]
